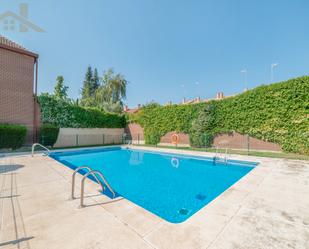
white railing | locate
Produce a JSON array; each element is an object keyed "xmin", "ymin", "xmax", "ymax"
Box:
[
  {"xmin": 80, "ymin": 170, "xmax": 116, "ymax": 207},
  {"xmin": 31, "ymin": 143, "xmax": 51, "ymax": 157},
  {"xmin": 214, "ymin": 146, "xmax": 229, "ymax": 164}
]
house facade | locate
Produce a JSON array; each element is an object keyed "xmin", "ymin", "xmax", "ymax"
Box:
[{"xmin": 0, "ymin": 35, "xmax": 40, "ymax": 144}]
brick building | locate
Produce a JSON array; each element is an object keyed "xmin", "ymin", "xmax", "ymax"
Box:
[{"xmin": 0, "ymin": 35, "xmax": 40, "ymax": 144}]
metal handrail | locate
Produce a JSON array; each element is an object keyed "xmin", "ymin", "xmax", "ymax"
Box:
[
  {"xmin": 80, "ymin": 170, "xmax": 116, "ymax": 207},
  {"xmin": 31, "ymin": 143, "xmax": 51, "ymax": 157},
  {"xmin": 71, "ymin": 166, "xmax": 102, "ymax": 199},
  {"xmin": 214, "ymin": 146, "xmax": 229, "ymax": 164}
]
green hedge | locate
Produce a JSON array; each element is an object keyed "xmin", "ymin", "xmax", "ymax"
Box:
[
  {"xmin": 190, "ymin": 105, "xmax": 216, "ymax": 147},
  {"xmin": 128, "ymin": 103, "xmax": 203, "ymax": 144},
  {"xmin": 128, "ymin": 76, "xmax": 309, "ymax": 155},
  {"xmin": 0, "ymin": 124, "xmax": 27, "ymax": 149},
  {"xmin": 39, "ymin": 123, "xmax": 59, "ymax": 147},
  {"xmin": 38, "ymin": 95, "xmax": 126, "ymax": 128}
]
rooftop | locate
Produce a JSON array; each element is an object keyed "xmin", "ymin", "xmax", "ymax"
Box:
[{"xmin": 0, "ymin": 35, "xmax": 38, "ymax": 58}]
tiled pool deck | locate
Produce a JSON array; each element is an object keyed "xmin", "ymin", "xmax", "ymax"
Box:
[{"xmin": 0, "ymin": 146, "xmax": 308, "ymax": 249}]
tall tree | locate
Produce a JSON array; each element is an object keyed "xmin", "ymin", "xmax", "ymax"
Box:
[
  {"xmin": 91, "ymin": 68, "xmax": 100, "ymax": 96},
  {"xmin": 54, "ymin": 76, "xmax": 68, "ymax": 100},
  {"xmin": 93, "ymin": 68, "xmax": 127, "ymax": 113},
  {"xmin": 102, "ymin": 68, "xmax": 127, "ymax": 103},
  {"xmin": 81, "ymin": 66, "xmax": 93, "ymax": 99}
]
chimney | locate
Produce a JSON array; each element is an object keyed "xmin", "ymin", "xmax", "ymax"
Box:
[
  {"xmin": 19, "ymin": 3, "xmax": 28, "ymax": 32},
  {"xmin": 182, "ymin": 97, "xmax": 186, "ymax": 104},
  {"xmin": 216, "ymin": 92, "xmax": 224, "ymax": 100}
]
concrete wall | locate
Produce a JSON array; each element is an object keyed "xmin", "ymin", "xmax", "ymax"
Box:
[
  {"xmin": 54, "ymin": 128, "xmax": 124, "ymax": 148},
  {"xmin": 0, "ymin": 46, "xmax": 37, "ymax": 144}
]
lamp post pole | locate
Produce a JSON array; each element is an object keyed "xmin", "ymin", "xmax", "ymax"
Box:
[
  {"xmin": 181, "ymin": 84, "xmax": 185, "ymax": 103},
  {"xmin": 271, "ymin": 63, "xmax": 279, "ymax": 83},
  {"xmin": 241, "ymin": 69, "xmax": 248, "ymax": 91},
  {"xmin": 195, "ymin": 81, "xmax": 200, "ymax": 99}
]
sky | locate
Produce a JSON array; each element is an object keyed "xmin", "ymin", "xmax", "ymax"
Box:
[{"xmin": 1, "ymin": 0, "xmax": 309, "ymax": 107}]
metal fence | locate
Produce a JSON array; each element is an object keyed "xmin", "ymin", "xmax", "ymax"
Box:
[
  {"xmin": 125, "ymin": 131, "xmax": 309, "ymax": 155},
  {"xmin": 43, "ymin": 134, "xmax": 126, "ymax": 148},
  {"xmin": 124, "ymin": 133, "xmax": 145, "ymax": 145}
]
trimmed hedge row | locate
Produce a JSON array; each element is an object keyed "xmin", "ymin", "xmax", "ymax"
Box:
[
  {"xmin": 38, "ymin": 95, "xmax": 126, "ymax": 128},
  {"xmin": 128, "ymin": 103, "xmax": 203, "ymax": 144},
  {"xmin": 39, "ymin": 123, "xmax": 59, "ymax": 147},
  {"xmin": 128, "ymin": 76, "xmax": 309, "ymax": 155},
  {"xmin": 0, "ymin": 124, "xmax": 27, "ymax": 149}
]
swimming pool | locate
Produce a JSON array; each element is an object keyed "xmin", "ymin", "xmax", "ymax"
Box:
[{"xmin": 50, "ymin": 147, "xmax": 257, "ymax": 223}]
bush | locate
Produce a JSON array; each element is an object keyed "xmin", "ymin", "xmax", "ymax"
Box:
[
  {"xmin": 189, "ymin": 105, "xmax": 215, "ymax": 147},
  {"xmin": 129, "ymin": 76, "xmax": 309, "ymax": 155},
  {"xmin": 39, "ymin": 124, "xmax": 60, "ymax": 147},
  {"xmin": 38, "ymin": 94, "xmax": 126, "ymax": 128},
  {"xmin": 128, "ymin": 102, "xmax": 203, "ymax": 144},
  {"xmin": 0, "ymin": 124, "xmax": 27, "ymax": 149}
]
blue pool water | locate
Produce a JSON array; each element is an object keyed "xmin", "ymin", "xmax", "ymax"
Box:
[{"xmin": 50, "ymin": 147, "xmax": 257, "ymax": 223}]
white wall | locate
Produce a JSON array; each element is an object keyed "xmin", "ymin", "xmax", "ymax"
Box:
[{"xmin": 54, "ymin": 128, "xmax": 124, "ymax": 148}]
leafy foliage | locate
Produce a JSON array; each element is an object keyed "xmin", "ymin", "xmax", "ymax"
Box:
[
  {"xmin": 92, "ymin": 68, "xmax": 100, "ymax": 96},
  {"xmin": 81, "ymin": 67, "xmax": 128, "ymax": 113},
  {"xmin": 0, "ymin": 124, "xmax": 27, "ymax": 149},
  {"xmin": 38, "ymin": 95, "xmax": 126, "ymax": 128},
  {"xmin": 54, "ymin": 76, "xmax": 68, "ymax": 100},
  {"xmin": 81, "ymin": 66, "xmax": 94, "ymax": 100},
  {"xmin": 190, "ymin": 105, "xmax": 216, "ymax": 147},
  {"xmin": 39, "ymin": 123, "xmax": 60, "ymax": 147},
  {"xmin": 128, "ymin": 103, "xmax": 203, "ymax": 145},
  {"xmin": 94, "ymin": 68, "xmax": 127, "ymax": 113},
  {"xmin": 129, "ymin": 76, "xmax": 309, "ymax": 154}
]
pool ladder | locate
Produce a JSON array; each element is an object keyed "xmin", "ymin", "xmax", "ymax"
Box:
[
  {"xmin": 71, "ymin": 166, "xmax": 116, "ymax": 207},
  {"xmin": 31, "ymin": 143, "xmax": 50, "ymax": 157},
  {"xmin": 213, "ymin": 146, "xmax": 229, "ymax": 164}
]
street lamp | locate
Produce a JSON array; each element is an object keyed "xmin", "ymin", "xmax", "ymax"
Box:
[
  {"xmin": 181, "ymin": 84, "xmax": 186, "ymax": 103},
  {"xmin": 240, "ymin": 69, "xmax": 248, "ymax": 91},
  {"xmin": 195, "ymin": 81, "xmax": 200, "ymax": 98},
  {"xmin": 271, "ymin": 63, "xmax": 279, "ymax": 83}
]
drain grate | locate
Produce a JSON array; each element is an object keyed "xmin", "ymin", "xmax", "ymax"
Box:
[
  {"xmin": 178, "ymin": 208, "xmax": 189, "ymax": 215},
  {"xmin": 195, "ymin": 194, "xmax": 207, "ymax": 201}
]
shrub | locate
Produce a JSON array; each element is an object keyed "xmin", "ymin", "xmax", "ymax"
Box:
[
  {"xmin": 189, "ymin": 105, "xmax": 216, "ymax": 147},
  {"xmin": 0, "ymin": 124, "xmax": 27, "ymax": 149},
  {"xmin": 129, "ymin": 76, "xmax": 309, "ymax": 155},
  {"xmin": 128, "ymin": 103, "xmax": 203, "ymax": 145},
  {"xmin": 38, "ymin": 94, "xmax": 126, "ymax": 128},
  {"xmin": 39, "ymin": 123, "xmax": 60, "ymax": 147}
]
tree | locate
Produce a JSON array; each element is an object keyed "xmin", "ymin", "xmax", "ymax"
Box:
[
  {"xmin": 54, "ymin": 76, "xmax": 68, "ymax": 100},
  {"xmin": 189, "ymin": 105, "xmax": 216, "ymax": 147},
  {"xmin": 91, "ymin": 68, "xmax": 100, "ymax": 96},
  {"xmin": 81, "ymin": 66, "xmax": 93, "ymax": 100},
  {"xmin": 100, "ymin": 100, "xmax": 123, "ymax": 113},
  {"xmin": 80, "ymin": 66, "xmax": 128, "ymax": 112},
  {"xmin": 101, "ymin": 68, "xmax": 127, "ymax": 104}
]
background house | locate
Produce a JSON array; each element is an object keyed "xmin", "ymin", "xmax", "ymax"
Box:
[{"xmin": 0, "ymin": 35, "xmax": 40, "ymax": 144}]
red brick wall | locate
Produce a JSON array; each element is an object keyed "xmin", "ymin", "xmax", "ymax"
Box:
[
  {"xmin": 213, "ymin": 132, "xmax": 282, "ymax": 152},
  {"xmin": 125, "ymin": 124, "xmax": 282, "ymax": 151},
  {"xmin": 125, "ymin": 123, "xmax": 144, "ymax": 140},
  {"xmin": 160, "ymin": 132, "xmax": 190, "ymax": 145},
  {"xmin": 0, "ymin": 47, "xmax": 36, "ymax": 144}
]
